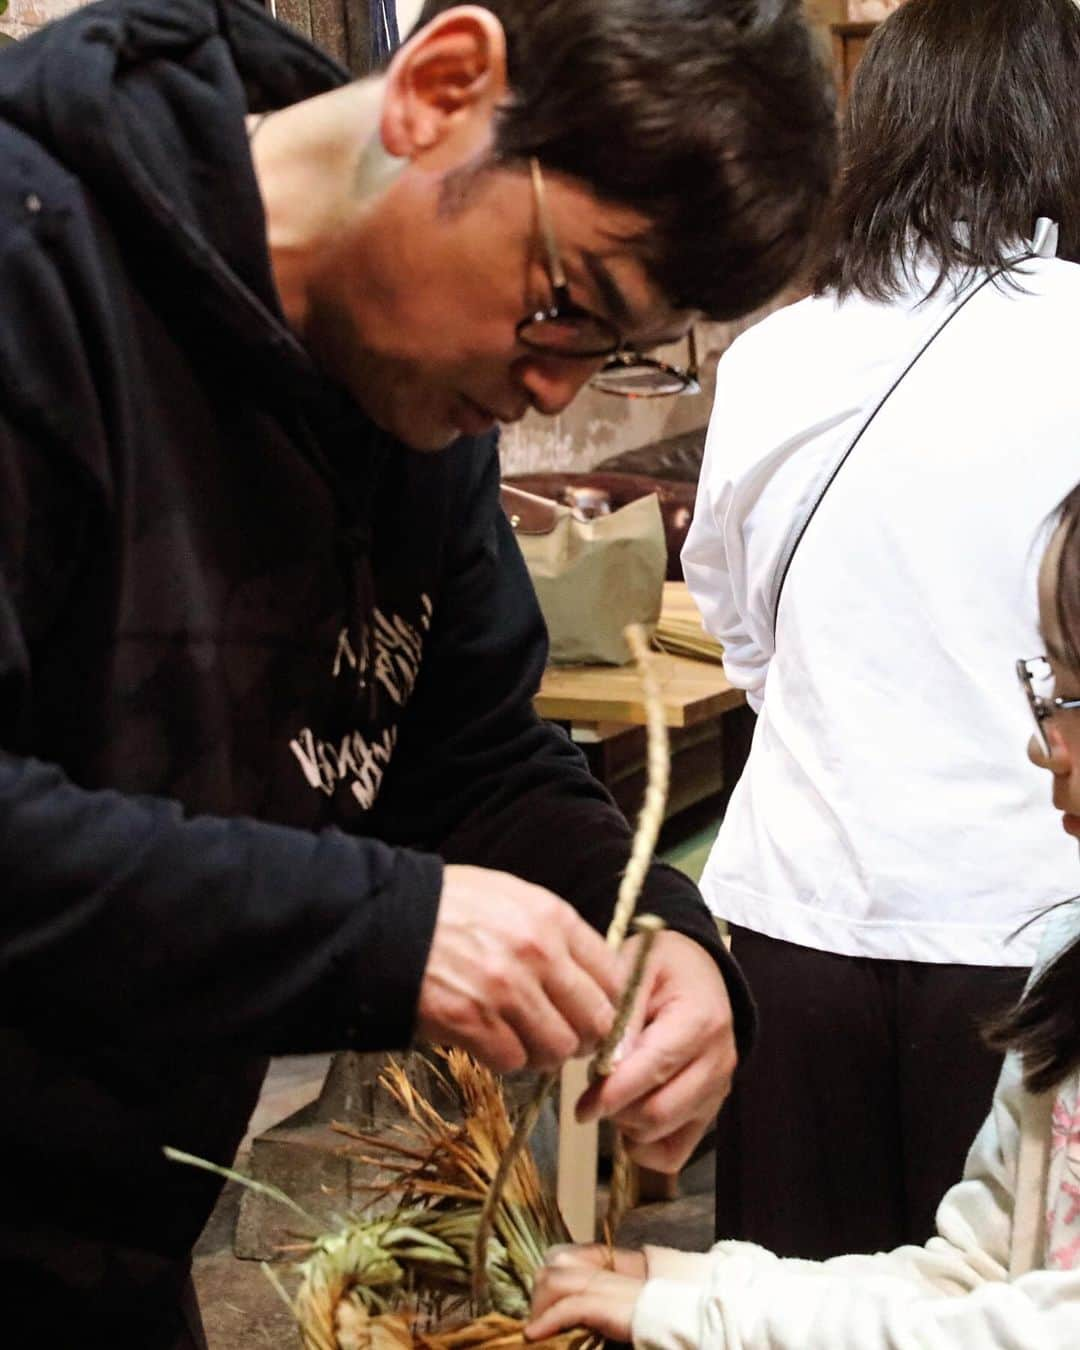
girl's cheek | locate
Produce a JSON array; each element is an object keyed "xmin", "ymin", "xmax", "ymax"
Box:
[{"xmin": 1053, "ymin": 717, "xmax": 1080, "ymax": 767}]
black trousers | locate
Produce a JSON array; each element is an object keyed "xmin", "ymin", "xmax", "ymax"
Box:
[{"xmin": 715, "ymin": 925, "xmax": 1028, "ymax": 1259}]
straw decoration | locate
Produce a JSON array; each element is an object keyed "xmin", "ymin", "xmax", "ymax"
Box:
[{"xmin": 472, "ymin": 623, "xmax": 671, "ymax": 1303}]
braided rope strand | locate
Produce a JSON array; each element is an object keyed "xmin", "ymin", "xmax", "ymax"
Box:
[{"xmin": 472, "ymin": 624, "xmax": 670, "ymax": 1302}]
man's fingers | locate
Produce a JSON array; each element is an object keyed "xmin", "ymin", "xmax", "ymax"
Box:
[
  {"xmin": 577, "ymin": 934, "xmax": 736, "ymax": 1129},
  {"xmin": 446, "ymin": 1008, "xmax": 531, "ymax": 1074},
  {"xmin": 504, "ymin": 981, "xmax": 586, "ymax": 1072},
  {"xmin": 607, "ymin": 1040, "xmax": 728, "ymax": 1138},
  {"xmin": 567, "ymin": 919, "xmax": 625, "ymax": 1003},
  {"xmin": 622, "ymin": 1114, "xmax": 711, "ymax": 1173},
  {"xmin": 540, "ymin": 959, "xmax": 616, "ymax": 1057},
  {"xmin": 418, "ymin": 866, "xmax": 623, "ymax": 1072},
  {"xmin": 577, "ymin": 1018, "xmax": 689, "ymax": 1120},
  {"xmin": 457, "ymin": 963, "xmax": 589, "ymax": 1071}
]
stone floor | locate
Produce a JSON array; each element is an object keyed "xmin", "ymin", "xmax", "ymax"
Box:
[{"xmin": 192, "ymin": 1055, "xmax": 714, "ymax": 1349}]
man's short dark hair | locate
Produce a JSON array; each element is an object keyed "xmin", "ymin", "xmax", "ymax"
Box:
[
  {"xmin": 815, "ymin": 0, "xmax": 1080, "ymax": 301},
  {"xmin": 414, "ymin": 0, "xmax": 836, "ymax": 321}
]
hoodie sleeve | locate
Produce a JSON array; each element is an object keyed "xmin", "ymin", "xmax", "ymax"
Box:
[
  {"xmin": 364, "ymin": 435, "xmax": 755, "ymax": 1055},
  {"xmin": 632, "ymin": 1054, "xmax": 1080, "ymax": 1349},
  {"xmin": 0, "ymin": 223, "xmax": 441, "ymax": 1056}
]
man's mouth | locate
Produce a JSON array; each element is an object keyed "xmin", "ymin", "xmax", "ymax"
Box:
[{"xmin": 1062, "ymin": 813, "xmax": 1080, "ymax": 839}]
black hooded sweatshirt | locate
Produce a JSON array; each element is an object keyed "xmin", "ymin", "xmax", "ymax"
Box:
[{"xmin": 0, "ymin": 0, "xmax": 751, "ymax": 1329}]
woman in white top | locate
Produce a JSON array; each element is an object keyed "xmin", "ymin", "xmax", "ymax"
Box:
[
  {"xmin": 525, "ymin": 483, "xmax": 1080, "ymax": 1350},
  {"xmin": 680, "ymin": 0, "xmax": 1080, "ymax": 1257}
]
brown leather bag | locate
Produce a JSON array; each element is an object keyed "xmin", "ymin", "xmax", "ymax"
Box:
[{"xmin": 500, "ymin": 483, "xmax": 666, "ymax": 665}]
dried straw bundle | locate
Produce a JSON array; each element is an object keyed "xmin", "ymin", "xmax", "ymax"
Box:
[
  {"xmin": 652, "ymin": 584, "xmax": 724, "ymax": 664},
  {"xmin": 652, "ymin": 617, "xmax": 725, "ymax": 664},
  {"xmin": 290, "ymin": 1051, "xmax": 599, "ymax": 1350}
]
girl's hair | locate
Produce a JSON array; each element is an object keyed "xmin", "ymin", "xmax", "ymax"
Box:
[
  {"xmin": 813, "ymin": 0, "xmax": 1080, "ymax": 302},
  {"xmin": 988, "ymin": 484, "xmax": 1080, "ymax": 1093}
]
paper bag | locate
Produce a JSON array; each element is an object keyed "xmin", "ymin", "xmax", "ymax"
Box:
[{"xmin": 501, "ymin": 484, "xmax": 666, "ymax": 665}]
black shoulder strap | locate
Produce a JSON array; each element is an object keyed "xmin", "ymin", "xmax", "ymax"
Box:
[{"xmin": 768, "ymin": 254, "xmax": 1033, "ymax": 637}]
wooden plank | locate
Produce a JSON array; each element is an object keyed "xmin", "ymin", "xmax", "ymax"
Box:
[
  {"xmin": 557, "ymin": 1058, "xmax": 598, "ymax": 1242},
  {"xmin": 536, "ymin": 652, "xmax": 742, "ymax": 728}
]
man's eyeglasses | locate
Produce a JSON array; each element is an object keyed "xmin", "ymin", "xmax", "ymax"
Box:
[
  {"xmin": 1016, "ymin": 655, "xmax": 1080, "ymax": 757},
  {"xmin": 515, "ymin": 158, "xmax": 700, "ymax": 399}
]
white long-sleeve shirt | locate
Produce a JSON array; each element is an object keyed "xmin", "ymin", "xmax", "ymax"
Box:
[
  {"xmin": 682, "ymin": 253, "xmax": 1080, "ymax": 965},
  {"xmin": 632, "ymin": 908, "xmax": 1080, "ymax": 1349}
]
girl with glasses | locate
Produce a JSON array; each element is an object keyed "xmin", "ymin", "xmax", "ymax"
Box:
[{"xmin": 525, "ymin": 482, "xmax": 1080, "ymax": 1348}]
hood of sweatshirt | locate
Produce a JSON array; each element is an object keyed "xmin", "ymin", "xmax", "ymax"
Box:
[
  {"xmin": 0, "ymin": 0, "xmax": 409, "ymax": 745},
  {"xmin": 0, "ymin": 0, "xmax": 348, "ymax": 386}
]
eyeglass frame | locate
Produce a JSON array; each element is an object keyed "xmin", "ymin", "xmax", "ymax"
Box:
[
  {"xmin": 515, "ymin": 157, "xmax": 699, "ymax": 397},
  {"xmin": 592, "ymin": 327, "xmax": 701, "ymax": 399},
  {"xmin": 1016, "ymin": 655, "xmax": 1080, "ymax": 757}
]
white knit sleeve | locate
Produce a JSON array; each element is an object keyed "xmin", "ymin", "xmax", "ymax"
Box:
[{"xmin": 632, "ymin": 1054, "xmax": 1080, "ymax": 1349}]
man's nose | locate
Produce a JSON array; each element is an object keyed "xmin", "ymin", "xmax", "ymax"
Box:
[{"xmin": 515, "ymin": 353, "xmax": 606, "ymax": 416}]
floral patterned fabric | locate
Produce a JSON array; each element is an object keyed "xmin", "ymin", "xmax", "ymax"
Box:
[{"xmin": 1047, "ymin": 1072, "xmax": 1080, "ymax": 1270}]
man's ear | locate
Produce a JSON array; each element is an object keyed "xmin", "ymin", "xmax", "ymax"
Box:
[{"xmin": 380, "ymin": 6, "xmax": 507, "ymax": 164}]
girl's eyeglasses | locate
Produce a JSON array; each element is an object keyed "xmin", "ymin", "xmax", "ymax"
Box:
[
  {"xmin": 1016, "ymin": 655, "xmax": 1080, "ymax": 757},
  {"xmin": 515, "ymin": 158, "xmax": 700, "ymax": 399}
]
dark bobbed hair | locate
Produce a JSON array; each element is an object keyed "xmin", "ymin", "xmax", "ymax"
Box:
[
  {"xmin": 413, "ymin": 0, "xmax": 836, "ymax": 321},
  {"xmin": 814, "ymin": 0, "xmax": 1080, "ymax": 302},
  {"xmin": 988, "ymin": 483, "xmax": 1080, "ymax": 1095}
]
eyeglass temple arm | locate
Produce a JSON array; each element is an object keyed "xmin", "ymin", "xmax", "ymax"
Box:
[{"xmin": 530, "ymin": 157, "xmax": 569, "ymax": 294}]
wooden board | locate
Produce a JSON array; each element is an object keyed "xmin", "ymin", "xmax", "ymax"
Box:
[
  {"xmin": 536, "ymin": 652, "xmax": 742, "ymax": 728},
  {"xmin": 557, "ymin": 1058, "xmax": 599, "ymax": 1242},
  {"xmin": 535, "ymin": 584, "xmax": 744, "ymax": 728}
]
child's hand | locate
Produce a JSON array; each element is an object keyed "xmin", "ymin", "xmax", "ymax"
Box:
[{"xmin": 525, "ymin": 1245, "xmax": 647, "ymax": 1342}]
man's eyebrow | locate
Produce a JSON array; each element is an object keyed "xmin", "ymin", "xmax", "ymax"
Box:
[
  {"xmin": 580, "ymin": 248, "xmax": 686, "ymax": 347},
  {"xmin": 580, "ymin": 249, "xmax": 634, "ymax": 328}
]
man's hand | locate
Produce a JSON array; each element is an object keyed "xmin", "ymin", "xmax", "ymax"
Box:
[
  {"xmin": 576, "ymin": 928, "xmax": 736, "ymax": 1171},
  {"xmin": 526, "ymin": 1244, "xmax": 646, "ymax": 1343},
  {"xmin": 416, "ymin": 865, "xmax": 620, "ymax": 1073}
]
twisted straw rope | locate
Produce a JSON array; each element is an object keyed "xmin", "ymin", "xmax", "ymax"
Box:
[{"xmin": 471, "ymin": 624, "xmax": 670, "ymax": 1304}]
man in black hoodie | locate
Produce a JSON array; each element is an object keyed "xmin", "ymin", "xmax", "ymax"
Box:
[{"xmin": 0, "ymin": 0, "xmax": 834, "ymax": 1340}]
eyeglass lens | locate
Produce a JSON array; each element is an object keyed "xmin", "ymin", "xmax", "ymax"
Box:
[
  {"xmin": 590, "ymin": 358, "xmax": 695, "ymax": 397},
  {"xmin": 591, "ymin": 330, "xmax": 701, "ymax": 398},
  {"xmin": 516, "ymin": 311, "xmax": 621, "ymax": 358}
]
